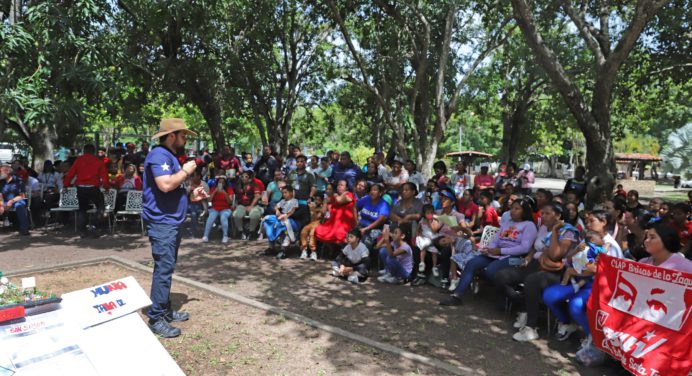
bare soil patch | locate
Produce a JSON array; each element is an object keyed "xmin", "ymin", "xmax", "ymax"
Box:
[
  {"xmin": 12, "ymin": 262, "xmax": 446, "ymax": 375},
  {"xmin": 1, "ymin": 228, "xmax": 628, "ymax": 375}
]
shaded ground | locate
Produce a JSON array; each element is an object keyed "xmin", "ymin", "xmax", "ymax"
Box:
[
  {"xmin": 1, "ymin": 225, "xmax": 629, "ymax": 375},
  {"xmin": 11, "ymin": 263, "xmax": 441, "ymax": 375}
]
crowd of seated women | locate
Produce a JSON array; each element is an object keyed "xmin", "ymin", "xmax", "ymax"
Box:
[{"xmin": 195, "ymin": 146, "xmax": 692, "ymax": 367}]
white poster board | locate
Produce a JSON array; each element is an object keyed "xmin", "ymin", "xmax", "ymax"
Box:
[{"xmin": 0, "ymin": 276, "xmax": 184, "ymax": 376}]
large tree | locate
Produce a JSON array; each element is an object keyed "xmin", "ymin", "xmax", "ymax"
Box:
[
  {"xmin": 509, "ymin": 0, "xmax": 672, "ymax": 205},
  {"xmin": 325, "ymin": 0, "xmax": 512, "ymax": 177},
  {"xmin": 117, "ymin": 0, "xmax": 327, "ymax": 154},
  {"xmin": 0, "ymin": 0, "xmax": 116, "ymax": 166}
]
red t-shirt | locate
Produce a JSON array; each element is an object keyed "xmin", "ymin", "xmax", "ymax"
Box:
[
  {"xmin": 236, "ymin": 181, "xmax": 262, "ymax": 206},
  {"xmin": 456, "ymin": 199, "xmax": 479, "ymax": 221},
  {"xmin": 252, "ymin": 177, "xmax": 266, "ymax": 191},
  {"xmin": 532, "ymin": 209, "xmax": 542, "ymax": 225},
  {"xmin": 215, "ymin": 156, "xmax": 242, "ymax": 172},
  {"xmin": 474, "ymin": 174, "xmax": 495, "ymax": 188},
  {"xmin": 63, "ymin": 153, "xmax": 110, "ymax": 189},
  {"xmin": 671, "ymin": 220, "xmax": 692, "ymax": 248},
  {"xmin": 481, "ymin": 206, "xmax": 500, "ymax": 227},
  {"xmin": 209, "ymin": 187, "xmax": 234, "ymax": 211},
  {"xmin": 16, "ymin": 169, "xmax": 29, "ymax": 183}
]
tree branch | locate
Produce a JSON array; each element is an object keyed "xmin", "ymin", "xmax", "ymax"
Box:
[
  {"xmin": 598, "ymin": 0, "xmax": 611, "ymax": 55},
  {"xmin": 326, "ymin": 0, "xmax": 374, "ymax": 91},
  {"xmin": 435, "ymin": 6, "xmax": 455, "ymax": 120},
  {"xmin": 593, "ymin": 0, "xmax": 672, "ymax": 130},
  {"xmin": 562, "ymin": 0, "xmax": 606, "ymax": 66},
  {"xmin": 510, "ymin": 0, "xmax": 595, "ymax": 134},
  {"xmin": 446, "ymin": 20, "xmax": 515, "ymax": 117}
]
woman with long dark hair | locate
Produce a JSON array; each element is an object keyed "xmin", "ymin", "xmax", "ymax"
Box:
[
  {"xmin": 639, "ymin": 222, "xmax": 692, "ymax": 272},
  {"xmin": 495, "ymin": 202, "xmax": 580, "ymax": 341},
  {"xmin": 440, "ymin": 198, "xmax": 537, "ymax": 306}
]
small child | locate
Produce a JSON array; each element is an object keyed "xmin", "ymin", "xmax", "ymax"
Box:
[
  {"xmin": 473, "ymin": 191, "xmax": 500, "ymax": 239},
  {"xmin": 376, "ymin": 225, "xmax": 413, "ymax": 284},
  {"xmin": 614, "ymin": 184, "xmax": 627, "ymax": 199},
  {"xmin": 416, "ymin": 204, "xmax": 443, "ymax": 277},
  {"xmin": 300, "ymin": 195, "xmax": 325, "ymax": 261},
  {"xmin": 332, "ymin": 229, "xmax": 371, "ymax": 284},
  {"xmin": 263, "ymin": 186, "xmax": 299, "ymax": 259},
  {"xmin": 562, "ymin": 231, "xmax": 607, "ymax": 291}
]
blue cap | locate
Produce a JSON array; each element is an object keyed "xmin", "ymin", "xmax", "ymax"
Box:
[{"xmin": 439, "ymin": 188, "xmax": 456, "ymax": 202}]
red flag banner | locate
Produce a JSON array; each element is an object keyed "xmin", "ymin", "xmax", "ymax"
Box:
[{"xmin": 587, "ymin": 254, "xmax": 692, "ymax": 376}]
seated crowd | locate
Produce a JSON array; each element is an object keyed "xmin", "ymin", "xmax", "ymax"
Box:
[{"xmin": 2, "ymin": 141, "xmax": 692, "ymax": 367}]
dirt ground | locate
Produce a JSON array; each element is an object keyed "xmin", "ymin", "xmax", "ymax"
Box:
[
  {"xmin": 10, "ymin": 263, "xmax": 443, "ymax": 375},
  {"xmin": 0, "ymin": 225, "xmax": 629, "ymax": 375}
]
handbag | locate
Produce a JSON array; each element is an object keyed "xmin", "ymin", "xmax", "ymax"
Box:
[{"xmin": 538, "ymin": 253, "xmax": 564, "ymax": 272}]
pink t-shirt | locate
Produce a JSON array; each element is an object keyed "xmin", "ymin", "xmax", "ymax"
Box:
[
  {"xmin": 639, "ymin": 253, "xmax": 692, "ymax": 273},
  {"xmin": 474, "ymin": 174, "xmax": 495, "ymax": 188}
]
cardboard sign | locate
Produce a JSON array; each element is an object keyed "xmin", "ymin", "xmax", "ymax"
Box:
[
  {"xmin": 60, "ymin": 276, "xmax": 151, "ymax": 329},
  {"xmin": 587, "ymin": 254, "xmax": 692, "ymax": 376},
  {"xmin": 0, "ymin": 309, "xmax": 98, "ymax": 375}
]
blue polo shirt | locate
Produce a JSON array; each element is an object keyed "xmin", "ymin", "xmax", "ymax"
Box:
[
  {"xmin": 142, "ymin": 146, "xmax": 188, "ymax": 225},
  {"xmin": 0, "ymin": 175, "xmax": 26, "ymax": 204}
]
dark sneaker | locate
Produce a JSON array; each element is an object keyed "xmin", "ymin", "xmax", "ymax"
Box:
[
  {"xmin": 411, "ymin": 276, "xmax": 427, "ymax": 287},
  {"xmin": 164, "ymin": 310, "xmax": 190, "ymax": 323},
  {"xmin": 260, "ymin": 248, "xmax": 276, "ymax": 256},
  {"xmin": 439, "ymin": 295, "xmax": 463, "ymax": 306},
  {"xmin": 276, "ymin": 250, "xmax": 286, "ymax": 260},
  {"xmin": 149, "ymin": 318, "xmax": 181, "ymax": 338}
]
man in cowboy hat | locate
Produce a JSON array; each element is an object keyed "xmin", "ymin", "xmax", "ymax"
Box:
[{"xmin": 143, "ymin": 118, "xmax": 204, "ymax": 338}]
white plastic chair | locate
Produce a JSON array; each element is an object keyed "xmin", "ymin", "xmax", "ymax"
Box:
[
  {"xmin": 87, "ymin": 188, "xmax": 117, "ymax": 233},
  {"xmin": 48, "ymin": 187, "xmax": 79, "ymax": 230},
  {"xmin": 114, "ymin": 190, "xmax": 144, "ymax": 235},
  {"xmin": 479, "ymin": 225, "xmax": 501, "ymax": 250}
]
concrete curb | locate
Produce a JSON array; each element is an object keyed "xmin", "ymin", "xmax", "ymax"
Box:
[{"xmin": 8, "ymin": 256, "xmax": 478, "ymax": 376}]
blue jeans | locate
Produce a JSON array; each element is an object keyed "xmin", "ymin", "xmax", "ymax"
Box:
[
  {"xmin": 378, "ymin": 248, "xmax": 411, "ymax": 279},
  {"xmin": 543, "ymin": 281, "xmax": 593, "ymax": 335},
  {"xmin": 263, "ymin": 215, "xmax": 297, "ymax": 242},
  {"xmin": 452, "ymin": 255, "xmax": 517, "ymax": 296},
  {"xmin": 146, "ymin": 222, "xmax": 182, "ymax": 321},
  {"xmin": 188, "ymin": 203, "xmax": 204, "ymax": 235},
  {"xmin": 6, "ymin": 199, "xmax": 29, "ymax": 233},
  {"xmin": 203, "ymin": 208, "xmax": 231, "ymax": 238}
]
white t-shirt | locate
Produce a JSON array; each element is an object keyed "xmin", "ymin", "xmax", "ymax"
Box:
[
  {"xmin": 343, "ymin": 242, "xmax": 369, "ymax": 264},
  {"xmin": 277, "ymin": 198, "xmax": 299, "ymax": 214},
  {"xmin": 384, "ymin": 169, "xmax": 409, "ymax": 186},
  {"xmin": 408, "ymin": 171, "xmax": 426, "ymax": 191},
  {"xmin": 603, "ymin": 233, "xmax": 623, "ymax": 258}
]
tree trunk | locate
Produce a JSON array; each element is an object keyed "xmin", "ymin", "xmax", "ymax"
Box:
[
  {"xmin": 509, "ymin": 0, "xmax": 667, "ymax": 208},
  {"xmin": 583, "ymin": 118, "xmax": 615, "ymax": 208},
  {"xmin": 195, "ymin": 100, "xmax": 224, "ymax": 152},
  {"xmin": 30, "ymin": 124, "xmax": 58, "ymax": 170},
  {"xmin": 419, "ymin": 147, "xmax": 436, "ymax": 181}
]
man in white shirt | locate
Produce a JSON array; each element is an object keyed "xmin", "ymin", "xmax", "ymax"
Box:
[{"xmin": 404, "ymin": 159, "xmax": 426, "ymax": 192}]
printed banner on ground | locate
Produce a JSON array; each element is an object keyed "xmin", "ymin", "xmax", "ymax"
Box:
[
  {"xmin": 60, "ymin": 276, "xmax": 151, "ymax": 329},
  {"xmin": 587, "ymin": 254, "xmax": 692, "ymax": 376}
]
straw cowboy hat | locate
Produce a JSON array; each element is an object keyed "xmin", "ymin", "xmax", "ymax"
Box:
[{"xmin": 151, "ymin": 118, "xmax": 198, "ymax": 140}]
